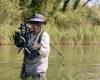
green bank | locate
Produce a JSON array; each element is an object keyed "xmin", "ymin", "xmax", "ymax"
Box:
[{"xmin": 0, "ymin": 0, "xmax": 100, "ymax": 45}]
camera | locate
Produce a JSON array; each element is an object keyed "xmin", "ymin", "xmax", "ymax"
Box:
[{"xmin": 13, "ymin": 23, "xmax": 31, "ymax": 48}]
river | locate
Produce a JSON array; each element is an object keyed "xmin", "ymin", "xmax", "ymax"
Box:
[{"xmin": 0, "ymin": 45, "xmax": 100, "ymax": 80}]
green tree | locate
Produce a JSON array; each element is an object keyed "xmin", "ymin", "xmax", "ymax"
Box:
[
  {"xmin": 62, "ymin": 0, "xmax": 70, "ymax": 11},
  {"xmin": 73, "ymin": 0, "xmax": 80, "ymax": 9}
]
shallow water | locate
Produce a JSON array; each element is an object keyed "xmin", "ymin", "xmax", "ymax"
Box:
[{"xmin": 0, "ymin": 45, "xmax": 100, "ymax": 80}]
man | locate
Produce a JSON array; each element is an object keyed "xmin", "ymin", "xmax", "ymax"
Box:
[{"xmin": 20, "ymin": 13, "xmax": 50, "ymax": 80}]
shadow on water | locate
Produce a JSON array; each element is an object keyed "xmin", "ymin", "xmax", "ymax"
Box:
[{"xmin": 0, "ymin": 45, "xmax": 100, "ymax": 80}]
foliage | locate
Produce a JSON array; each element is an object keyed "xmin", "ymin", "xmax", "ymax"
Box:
[
  {"xmin": 62, "ymin": 0, "xmax": 70, "ymax": 11},
  {"xmin": 73, "ymin": 0, "xmax": 80, "ymax": 9},
  {"xmin": 0, "ymin": 0, "xmax": 100, "ymax": 45},
  {"xmin": 47, "ymin": 8, "xmax": 100, "ymax": 44},
  {"xmin": 0, "ymin": 0, "xmax": 21, "ymax": 25}
]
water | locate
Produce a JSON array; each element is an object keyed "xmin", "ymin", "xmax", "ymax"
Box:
[{"xmin": 0, "ymin": 45, "xmax": 100, "ymax": 80}]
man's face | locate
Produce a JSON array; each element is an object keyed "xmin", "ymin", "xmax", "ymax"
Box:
[
  {"xmin": 31, "ymin": 24, "xmax": 39, "ymax": 31},
  {"xmin": 30, "ymin": 23, "xmax": 42, "ymax": 34}
]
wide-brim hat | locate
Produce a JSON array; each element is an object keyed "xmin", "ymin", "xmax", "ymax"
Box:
[{"xmin": 27, "ymin": 13, "xmax": 46, "ymax": 24}]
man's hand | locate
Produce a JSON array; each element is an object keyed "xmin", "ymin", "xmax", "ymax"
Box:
[{"xmin": 32, "ymin": 43, "xmax": 41, "ymax": 50}]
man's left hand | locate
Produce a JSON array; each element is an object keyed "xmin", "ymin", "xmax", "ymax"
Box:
[{"xmin": 32, "ymin": 43, "xmax": 41, "ymax": 50}]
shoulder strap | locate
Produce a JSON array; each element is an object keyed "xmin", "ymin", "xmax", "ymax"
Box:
[{"xmin": 35, "ymin": 30, "xmax": 44, "ymax": 44}]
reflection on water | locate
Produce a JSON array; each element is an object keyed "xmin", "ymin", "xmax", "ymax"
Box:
[
  {"xmin": 0, "ymin": 45, "xmax": 23, "ymax": 80},
  {"xmin": 0, "ymin": 45, "xmax": 100, "ymax": 80}
]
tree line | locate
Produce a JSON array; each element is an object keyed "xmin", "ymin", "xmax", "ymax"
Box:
[{"xmin": 0, "ymin": 0, "xmax": 92, "ymax": 26}]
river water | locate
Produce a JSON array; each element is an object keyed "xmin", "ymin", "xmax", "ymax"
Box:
[{"xmin": 0, "ymin": 45, "xmax": 100, "ymax": 80}]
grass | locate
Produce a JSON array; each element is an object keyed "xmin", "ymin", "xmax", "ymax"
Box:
[
  {"xmin": 45, "ymin": 22, "xmax": 100, "ymax": 45},
  {"xmin": 0, "ymin": 24, "xmax": 19, "ymax": 45},
  {"xmin": 0, "ymin": 7, "xmax": 100, "ymax": 45},
  {"xmin": 45, "ymin": 8, "xmax": 100, "ymax": 45},
  {"xmin": 1, "ymin": 22, "xmax": 100, "ymax": 45}
]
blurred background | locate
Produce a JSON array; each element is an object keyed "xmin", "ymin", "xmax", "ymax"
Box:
[{"xmin": 0, "ymin": 0, "xmax": 100, "ymax": 80}]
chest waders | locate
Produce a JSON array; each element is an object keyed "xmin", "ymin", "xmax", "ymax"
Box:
[{"xmin": 21, "ymin": 30, "xmax": 43, "ymax": 78}]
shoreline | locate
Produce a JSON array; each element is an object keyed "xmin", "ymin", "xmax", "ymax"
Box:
[{"xmin": 0, "ymin": 42, "xmax": 100, "ymax": 46}]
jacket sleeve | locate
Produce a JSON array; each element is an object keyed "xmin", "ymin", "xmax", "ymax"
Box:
[{"xmin": 39, "ymin": 31, "xmax": 50, "ymax": 57}]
